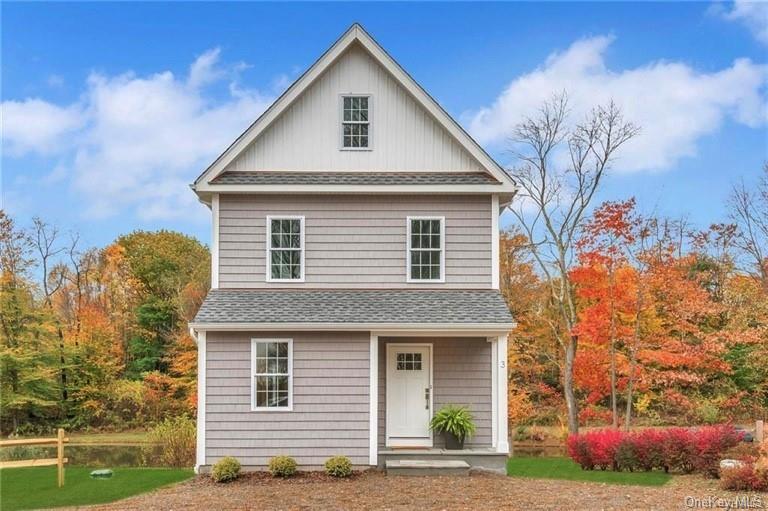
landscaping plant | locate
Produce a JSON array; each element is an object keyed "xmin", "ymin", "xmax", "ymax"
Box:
[
  {"xmin": 268, "ymin": 455, "xmax": 297, "ymax": 477},
  {"xmin": 211, "ymin": 457, "xmax": 241, "ymax": 483},
  {"xmin": 429, "ymin": 405, "xmax": 476, "ymax": 448},
  {"xmin": 325, "ymin": 456, "xmax": 353, "ymax": 478},
  {"xmin": 146, "ymin": 415, "xmax": 196, "ymax": 467}
]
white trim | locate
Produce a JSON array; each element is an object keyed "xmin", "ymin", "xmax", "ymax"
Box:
[
  {"xmin": 192, "ymin": 24, "xmax": 516, "ymax": 188},
  {"xmin": 406, "ymin": 216, "xmax": 446, "ymax": 283},
  {"xmin": 491, "ymin": 194, "xmax": 500, "ymax": 290},
  {"xmin": 489, "ymin": 336, "xmax": 498, "ymax": 450},
  {"xmin": 190, "ymin": 322, "xmax": 515, "ymax": 333},
  {"xmin": 339, "ymin": 94, "xmax": 373, "ymax": 151},
  {"xmin": 211, "ymin": 194, "xmax": 220, "ymax": 289},
  {"xmin": 369, "ymin": 333, "xmax": 378, "ymax": 466},
  {"xmin": 195, "ymin": 331, "xmax": 206, "ymax": 472},
  {"xmin": 250, "ymin": 338, "xmax": 294, "ymax": 412},
  {"xmin": 265, "ymin": 216, "xmax": 305, "ymax": 283},
  {"xmin": 385, "ymin": 342, "xmax": 433, "ymax": 448},
  {"xmin": 496, "ymin": 334, "xmax": 509, "ymax": 454},
  {"xmin": 194, "ymin": 182, "xmax": 516, "ymax": 195}
]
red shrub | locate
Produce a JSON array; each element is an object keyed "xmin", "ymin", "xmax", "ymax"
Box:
[
  {"xmin": 693, "ymin": 425, "xmax": 743, "ymax": 478},
  {"xmin": 586, "ymin": 429, "xmax": 623, "ymax": 470},
  {"xmin": 631, "ymin": 429, "xmax": 667, "ymax": 471},
  {"xmin": 662, "ymin": 428, "xmax": 697, "ymax": 473},
  {"xmin": 720, "ymin": 463, "xmax": 768, "ymax": 492},
  {"xmin": 567, "ymin": 434, "xmax": 593, "ymax": 470}
]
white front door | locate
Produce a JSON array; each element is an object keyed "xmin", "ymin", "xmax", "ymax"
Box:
[{"xmin": 386, "ymin": 344, "xmax": 432, "ymax": 447}]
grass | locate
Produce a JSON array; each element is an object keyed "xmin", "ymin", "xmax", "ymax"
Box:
[
  {"xmin": 0, "ymin": 466, "xmax": 193, "ymax": 511},
  {"xmin": 507, "ymin": 457, "xmax": 672, "ymax": 486}
]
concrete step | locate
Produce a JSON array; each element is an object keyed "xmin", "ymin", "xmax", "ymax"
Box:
[{"xmin": 385, "ymin": 459, "xmax": 470, "ymax": 476}]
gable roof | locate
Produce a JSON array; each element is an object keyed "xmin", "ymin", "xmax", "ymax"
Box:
[
  {"xmin": 192, "ymin": 23, "xmax": 515, "ymax": 191},
  {"xmin": 211, "ymin": 171, "xmax": 501, "ymax": 186}
]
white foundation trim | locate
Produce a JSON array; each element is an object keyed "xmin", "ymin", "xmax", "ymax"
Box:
[
  {"xmin": 369, "ymin": 333, "xmax": 379, "ymax": 466},
  {"xmin": 211, "ymin": 194, "xmax": 219, "ymax": 289},
  {"xmin": 195, "ymin": 330, "xmax": 207, "ymax": 472}
]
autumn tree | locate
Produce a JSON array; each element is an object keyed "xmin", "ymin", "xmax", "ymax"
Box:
[{"xmin": 508, "ymin": 93, "xmax": 639, "ymax": 432}]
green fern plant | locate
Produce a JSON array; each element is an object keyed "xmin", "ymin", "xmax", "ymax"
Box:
[{"xmin": 429, "ymin": 405, "xmax": 476, "ymax": 439}]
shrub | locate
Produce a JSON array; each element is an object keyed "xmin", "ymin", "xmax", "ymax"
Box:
[
  {"xmin": 146, "ymin": 415, "xmax": 196, "ymax": 467},
  {"xmin": 662, "ymin": 428, "xmax": 697, "ymax": 473},
  {"xmin": 268, "ymin": 455, "xmax": 297, "ymax": 477},
  {"xmin": 566, "ymin": 433, "xmax": 593, "ymax": 470},
  {"xmin": 211, "ymin": 456, "xmax": 241, "ymax": 483},
  {"xmin": 615, "ymin": 437, "xmax": 639, "ymax": 472},
  {"xmin": 720, "ymin": 463, "xmax": 768, "ymax": 492},
  {"xmin": 581, "ymin": 429, "xmax": 623, "ymax": 470},
  {"xmin": 693, "ymin": 425, "xmax": 743, "ymax": 478},
  {"xmin": 632, "ymin": 429, "xmax": 666, "ymax": 471},
  {"xmin": 325, "ymin": 456, "xmax": 353, "ymax": 478}
]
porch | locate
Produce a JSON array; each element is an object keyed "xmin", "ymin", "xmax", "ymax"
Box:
[{"xmin": 369, "ymin": 333, "xmax": 509, "ymax": 473}]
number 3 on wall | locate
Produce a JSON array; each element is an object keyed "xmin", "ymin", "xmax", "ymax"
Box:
[{"xmin": 500, "ymin": 360, "xmax": 506, "ymax": 368}]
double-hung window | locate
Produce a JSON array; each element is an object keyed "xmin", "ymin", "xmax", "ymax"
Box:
[
  {"xmin": 341, "ymin": 95, "xmax": 370, "ymax": 149},
  {"xmin": 407, "ymin": 217, "xmax": 445, "ymax": 282},
  {"xmin": 266, "ymin": 216, "xmax": 304, "ymax": 282},
  {"xmin": 251, "ymin": 339, "xmax": 292, "ymax": 410}
]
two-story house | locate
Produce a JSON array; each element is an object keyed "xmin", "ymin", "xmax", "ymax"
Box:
[{"xmin": 189, "ymin": 24, "xmax": 516, "ymax": 474}]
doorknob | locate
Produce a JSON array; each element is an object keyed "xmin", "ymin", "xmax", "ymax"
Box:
[{"xmin": 425, "ymin": 387, "xmax": 430, "ymax": 410}]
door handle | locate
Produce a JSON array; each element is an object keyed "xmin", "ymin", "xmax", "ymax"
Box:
[{"xmin": 425, "ymin": 387, "xmax": 430, "ymax": 410}]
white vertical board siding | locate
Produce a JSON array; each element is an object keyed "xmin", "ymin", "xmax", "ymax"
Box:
[
  {"xmin": 377, "ymin": 337, "xmax": 492, "ymax": 449},
  {"xmin": 226, "ymin": 43, "xmax": 484, "ymax": 172},
  {"xmin": 218, "ymin": 194, "xmax": 492, "ymax": 289},
  {"xmin": 205, "ymin": 331, "xmax": 370, "ymax": 467}
]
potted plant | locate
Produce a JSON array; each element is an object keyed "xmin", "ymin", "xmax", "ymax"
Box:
[{"xmin": 429, "ymin": 405, "xmax": 476, "ymax": 450}]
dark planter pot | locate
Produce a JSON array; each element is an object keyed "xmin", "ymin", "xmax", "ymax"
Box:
[{"xmin": 444, "ymin": 432, "xmax": 465, "ymax": 450}]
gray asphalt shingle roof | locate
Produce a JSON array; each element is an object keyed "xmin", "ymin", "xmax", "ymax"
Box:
[
  {"xmin": 210, "ymin": 171, "xmax": 500, "ymax": 186},
  {"xmin": 192, "ymin": 289, "xmax": 514, "ymax": 326}
]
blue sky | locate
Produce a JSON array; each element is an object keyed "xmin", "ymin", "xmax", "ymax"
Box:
[{"xmin": 2, "ymin": 1, "xmax": 767, "ymax": 249}]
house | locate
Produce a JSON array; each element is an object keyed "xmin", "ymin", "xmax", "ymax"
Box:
[{"xmin": 189, "ymin": 23, "xmax": 516, "ymax": 474}]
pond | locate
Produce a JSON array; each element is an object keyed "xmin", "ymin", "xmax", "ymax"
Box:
[{"xmin": 0, "ymin": 444, "xmax": 169, "ymax": 467}]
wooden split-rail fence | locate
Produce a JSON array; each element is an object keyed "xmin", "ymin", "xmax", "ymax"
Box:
[{"xmin": 0, "ymin": 428, "xmax": 68, "ymax": 487}]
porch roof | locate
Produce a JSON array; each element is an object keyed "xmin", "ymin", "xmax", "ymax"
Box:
[{"xmin": 190, "ymin": 289, "xmax": 514, "ymax": 330}]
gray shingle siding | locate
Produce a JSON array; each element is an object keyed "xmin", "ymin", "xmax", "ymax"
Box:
[
  {"xmin": 211, "ymin": 171, "xmax": 500, "ymax": 186},
  {"xmin": 193, "ymin": 289, "xmax": 514, "ymax": 325}
]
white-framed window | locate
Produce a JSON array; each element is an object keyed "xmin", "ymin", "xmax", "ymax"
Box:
[
  {"xmin": 266, "ymin": 216, "xmax": 305, "ymax": 282},
  {"xmin": 341, "ymin": 95, "xmax": 371, "ymax": 150},
  {"xmin": 406, "ymin": 216, "xmax": 445, "ymax": 282},
  {"xmin": 251, "ymin": 338, "xmax": 293, "ymax": 411}
]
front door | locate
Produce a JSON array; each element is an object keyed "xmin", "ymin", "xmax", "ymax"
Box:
[{"xmin": 386, "ymin": 344, "xmax": 432, "ymax": 447}]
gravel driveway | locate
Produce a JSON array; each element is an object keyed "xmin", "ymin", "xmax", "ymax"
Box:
[{"xmin": 82, "ymin": 470, "xmax": 766, "ymax": 511}]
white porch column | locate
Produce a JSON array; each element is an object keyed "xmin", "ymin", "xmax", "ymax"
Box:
[
  {"xmin": 195, "ymin": 330, "xmax": 207, "ymax": 472},
  {"xmin": 496, "ymin": 333, "xmax": 509, "ymax": 454},
  {"xmin": 369, "ymin": 333, "xmax": 379, "ymax": 466},
  {"xmin": 489, "ymin": 336, "xmax": 498, "ymax": 449}
]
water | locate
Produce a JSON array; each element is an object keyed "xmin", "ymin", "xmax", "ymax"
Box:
[{"xmin": 0, "ymin": 444, "xmax": 166, "ymax": 467}]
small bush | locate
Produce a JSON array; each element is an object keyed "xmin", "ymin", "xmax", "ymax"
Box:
[
  {"xmin": 632, "ymin": 429, "xmax": 666, "ymax": 471},
  {"xmin": 720, "ymin": 463, "xmax": 768, "ymax": 492},
  {"xmin": 268, "ymin": 455, "xmax": 297, "ymax": 477},
  {"xmin": 615, "ymin": 437, "xmax": 639, "ymax": 472},
  {"xmin": 211, "ymin": 456, "xmax": 241, "ymax": 483},
  {"xmin": 693, "ymin": 424, "xmax": 743, "ymax": 478},
  {"xmin": 146, "ymin": 415, "xmax": 196, "ymax": 467},
  {"xmin": 325, "ymin": 456, "xmax": 353, "ymax": 478},
  {"xmin": 566, "ymin": 433, "xmax": 593, "ymax": 470}
]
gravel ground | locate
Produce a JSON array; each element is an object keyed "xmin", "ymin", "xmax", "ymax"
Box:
[{"xmin": 81, "ymin": 470, "xmax": 766, "ymax": 511}]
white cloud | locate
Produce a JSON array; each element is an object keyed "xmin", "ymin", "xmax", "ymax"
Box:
[
  {"xmin": 2, "ymin": 49, "xmax": 276, "ymax": 220},
  {"xmin": 718, "ymin": 0, "xmax": 768, "ymax": 44},
  {"xmin": 467, "ymin": 35, "xmax": 767, "ymax": 172}
]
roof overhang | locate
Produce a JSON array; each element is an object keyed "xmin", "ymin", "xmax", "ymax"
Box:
[
  {"xmin": 193, "ymin": 182, "xmax": 517, "ymax": 194},
  {"xmin": 189, "ymin": 322, "xmax": 514, "ymax": 334}
]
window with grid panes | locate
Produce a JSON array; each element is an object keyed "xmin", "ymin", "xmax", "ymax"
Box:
[
  {"xmin": 268, "ymin": 217, "xmax": 303, "ymax": 281},
  {"xmin": 342, "ymin": 96, "xmax": 369, "ymax": 148},
  {"xmin": 252, "ymin": 340, "xmax": 291, "ymax": 409},
  {"xmin": 408, "ymin": 218, "xmax": 444, "ymax": 281}
]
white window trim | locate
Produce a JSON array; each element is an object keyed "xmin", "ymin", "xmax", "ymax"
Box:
[
  {"xmin": 265, "ymin": 215, "xmax": 305, "ymax": 283},
  {"xmin": 406, "ymin": 216, "xmax": 446, "ymax": 283},
  {"xmin": 250, "ymin": 338, "xmax": 294, "ymax": 412},
  {"xmin": 339, "ymin": 94, "xmax": 373, "ymax": 151}
]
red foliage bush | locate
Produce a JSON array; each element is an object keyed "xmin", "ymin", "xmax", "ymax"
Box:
[
  {"xmin": 720, "ymin": 463, "xmax": 768, "ymax": 492},
  {"xmin": 566, "ymin": 424, "xmax": 743, "ymax": 477}
]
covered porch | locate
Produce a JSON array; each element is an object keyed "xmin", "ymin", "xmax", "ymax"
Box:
[{"xmin": 368, "ymin": 331, "xmax": 509, "ymax": 473}]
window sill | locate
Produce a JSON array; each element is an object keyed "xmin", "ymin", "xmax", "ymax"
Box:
[
  {"xmin": 340, "ymin": 147, "xmax": 373, "ymax": 152},
  {"xmin": 251, "ymin": 406, "xmax": 294, "ymax": 412},
  {"xmin": 266, "ymin": 278, "xmax": 306, "ymax": 283}
]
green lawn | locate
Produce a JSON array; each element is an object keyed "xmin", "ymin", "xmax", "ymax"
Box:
[
  {"xmin": 507, "ymin": 457, "xmax": 671, "ymax": 486},
  {"xmin": 0, "ymin": 466, "xmax": 193, "ymax": 511}
]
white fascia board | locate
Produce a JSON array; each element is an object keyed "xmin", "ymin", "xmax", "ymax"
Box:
[
  {"xmin": 189, "ymin": 322, "xmax": 515, "ymax": 334},
  {"xmin": 194, "ymin": 183, "xmax": 517, "ymax": 194}
]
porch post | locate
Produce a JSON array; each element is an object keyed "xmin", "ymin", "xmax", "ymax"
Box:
[
  {"xmin": 489, "ymin": 336, "xmax": 498, "ymax": 449},
  {"xmin": 369, "ymin": 333, "xmax": 378, "ymax": 466},
  {"xmin": 195, "ymin": 330, "xmax": 207, "ymax": 472},
  {"xmin": 496, "ymin": 334, "xmax": 509, "ymax": 454}
]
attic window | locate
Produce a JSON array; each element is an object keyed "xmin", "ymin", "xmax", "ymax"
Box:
[{"xmin": 341, "ymin": 96, "xmax": 370, "ymax": 149}]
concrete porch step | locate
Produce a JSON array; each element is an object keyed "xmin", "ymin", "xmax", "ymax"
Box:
[{"xmin": 385, "ymin": 459, "xmax": 470, "ymax": 476}]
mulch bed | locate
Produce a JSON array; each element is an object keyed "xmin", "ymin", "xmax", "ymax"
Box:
[{"xmin": 81, "ymin": 470, "xmax": 766, "ymax": 511}]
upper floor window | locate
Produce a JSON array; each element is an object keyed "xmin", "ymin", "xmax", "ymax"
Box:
[
  {"xmin": 341, "ymin": 95, "xmax": 370, "ymax": 149},
  {"xmin": 407, "ymin": 217, "xmax": 445, "ymax": 282},
  {"xmin": 267, "ymin": 216, "xmax": 304, "ymax": 282}
]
